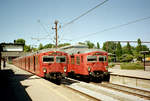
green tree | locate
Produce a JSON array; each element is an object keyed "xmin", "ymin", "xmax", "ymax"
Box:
[
  {"xmin": 116, "ymin": 42, "xmax": 122, "ymax": 57},
  {"xmin": 24, "ymin": 45, "xmax": 31, "ymax": 52},
  {"xmin": 136, "ymin": 38, "xmax": 142, "ymax": 52},
  {"xmin": 97, "ymin": 42, "xmax": 100, "ymax": 49},
  {"xmin": 44, "ymin": 43, "xmax": 54, "ymax": 49},
  {"xmin": 58, "ymin": 43, "xmax": 70, "ymax": 48},
  {"xmin": 85, "ymin": 41, "xmax": 95, "ymax": 48},
  {"xmin": 14, "ymin": 38, "xmax": 25, "ymax": 45},
  {"xmin": 141, "ymin": 45, "xmax": 149, "ymax": 51},
  {"xmin": 38, "ymin": 43, "xmax": 44, "ymax": 50},
  {"xmin": 126, "ymin": 42, "xmax": 132, "ymax": 54},
  {"xmin": 102, "ymin": 41, "xmax": 116, "ymax": 53}
]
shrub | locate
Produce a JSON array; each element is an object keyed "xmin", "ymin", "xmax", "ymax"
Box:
[{"xmin": 120, "ymin": 63, "xmax": 144, "ymax": 70}]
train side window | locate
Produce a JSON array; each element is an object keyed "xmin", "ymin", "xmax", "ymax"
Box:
[
  {"xmin": 43, "ymin": 56, "xmax": 54, "ymax": 63},
  {"xmin": 87, "ymin": 56, "xmax": 97, "ymax": 62},
  {"xmin": 76, "ymin": 56, "xmax": 80, "ymax": 65},
  {"xmin": 71, "ymin": 55, "xmax": 75, "ymax": 64}
]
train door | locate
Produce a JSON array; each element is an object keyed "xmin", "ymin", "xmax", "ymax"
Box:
[
  {"xmin": 75, "ymin": 55, "xmax": 80, "ymax": 74},
  {"xmin": 28, "ymin": 57, "xmax": 30, "ymax": 71},
  {"xmin": 25, "ymin": 58, "xmax": 26, "ymax": 70},
  {"xmin": 33, "ymin": 56, "xmax": 36, "ymax": 72},
  {"xmin": 35, "ymin": 55, "xmax": 40, "ymax": 74},
  {"xmin": 70, "ymin": 55, "xmax": 75, "ymax": 72}
]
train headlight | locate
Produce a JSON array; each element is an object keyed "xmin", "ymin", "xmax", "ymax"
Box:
[
  {"xmin": 88, "ymin": 66, "xmax": 91, "ymax": 72},
  {"xmin": 64, "ymin": 67, "xmax": 67, "ymax": 72},
  {"xmin": 43, "ymin": 68, "xmax": 47, "ymax": 73}
]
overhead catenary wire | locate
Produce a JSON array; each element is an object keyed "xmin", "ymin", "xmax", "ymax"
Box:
[
  {"xmin": 71, "ymin": 16, "xmax": 150, "ymax": 41},
  {"xmin": 37, "ymin": 19, "xmax": 49, "ymax": 34},
  {"xmin": 62, "ymin": 0, "xmax": 108, "ymax": 28},
  {"xmin": 60, "ymin": 0, "xmax": 109, "ymax": 41}
]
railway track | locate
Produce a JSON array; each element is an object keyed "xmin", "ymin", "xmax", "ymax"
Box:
[
  {"xmin": 95, "ymin": 82, "xmax": 150, "ymax": 100},
  {"xmin": 61, "ymin": 78, "xmax": 150, "ymax": 101}
]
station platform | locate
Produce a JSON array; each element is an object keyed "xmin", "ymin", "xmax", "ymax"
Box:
[
  {"xmin": 0, "ymin": 63, "xmax": 89, "ymax": 101},
  {"xmin": 108, "ymin": 65, "xmax": 150, "ymax": 90},
  {"xmin": 108, "ymin": 68, "xmax": 150, "ymax": 80}
]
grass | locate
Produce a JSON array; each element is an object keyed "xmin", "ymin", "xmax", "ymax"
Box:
[{"xmin": 120, "ymin": 63, "xmax": 144, "ymax": 70}]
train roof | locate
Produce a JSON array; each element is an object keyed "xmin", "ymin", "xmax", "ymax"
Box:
[
  {"xmin": 60, "ymin": 44, "xmax": 88, "ymax": 49},
  {"xmin": 17, "ymin": 48, "xmax": 66, "ymax": 58},
  {"xmin": 64, "ymin": 48, "xmax": 107, "ymax": 55}
]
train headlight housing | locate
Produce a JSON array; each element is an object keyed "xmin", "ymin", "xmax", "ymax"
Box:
[
  {"xmin": 43, "ymin": 68, "xmax": 47, "ymax": 73},
  {"xmin": 64, "ymin": 66, "xmax": 67, "ymax": 72},
  {"xmin": 88, "ymin": 66, "xmax": 91, "ymax": 72}
]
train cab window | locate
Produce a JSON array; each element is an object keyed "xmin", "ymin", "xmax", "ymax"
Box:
[
  {"xmin": 87, "ymin": 56, "xmax": 97, "ymax": 62},
  {"xmin": 43, "ymin": 56, "xmax": 54, "ymax": 63},
  {"xmin": 76, "ymin": 56, "xmax": 80, "ymax": 65},
  {"xmin": 56, "ymin": 56, "xmax": 66, "ymax": 63},
  {"xmin": 99, "ymin": 56, "xmax": 107, "ymax": 62}
]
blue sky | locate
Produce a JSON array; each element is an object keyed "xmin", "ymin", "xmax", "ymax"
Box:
[{"xmin": 0, "ymin": 0, "xmax": 150, "ymax": 48}]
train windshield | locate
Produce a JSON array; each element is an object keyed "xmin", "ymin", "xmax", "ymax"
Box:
[
  {"xmin": 43, "ymin": 56, "xmax": 54, "ymax": 63},
  {"xmin": 87, "ymin": 56, "xmax": 97, "ymax": 62},
  {"xmin": 99, "ymin": 56, "xmax": 107, "ymax": 62},
  {"xmin": 56, "ymin": 56, "xmax": 66, "ymax": 63}
]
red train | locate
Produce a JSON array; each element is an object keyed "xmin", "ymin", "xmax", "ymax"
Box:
[
  {"xmin": 65, "ymin": 48, "xmax": 109, "ymax": 81},
  {"xmin": 13, "ymin": 49, "xmax": 68, "ymax": 82},
  {"xmin": 13, "ymin": 46, "xmax": 109, "ymax": 82}
]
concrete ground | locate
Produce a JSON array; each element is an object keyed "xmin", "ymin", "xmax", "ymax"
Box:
[
  {"xmin": 0, "ymin": 68, "xmax": 32, "ymax": 101},
  {"xmin": 0, "ymin": 63, "xmax": 90, "ymax": 101}
]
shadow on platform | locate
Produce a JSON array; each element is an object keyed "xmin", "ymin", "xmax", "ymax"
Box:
[{"xmin": 0, "ymin": 69, "xmax": 32, "ymax": 101}]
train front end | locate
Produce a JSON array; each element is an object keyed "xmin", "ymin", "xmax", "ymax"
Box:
[
  {"xmin": 86, "ymin": 52, "xmax": 110, "ymax": 81},
  {"xmin": 41, "ymin": 51, "xmax": 67, "ymax": 82}
]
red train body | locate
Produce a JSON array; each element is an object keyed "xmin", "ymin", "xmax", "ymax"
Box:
[
  {"xmin": 65, "ymin": 48, "xmax": 109, "ymax": 81},
  {"xmin": 13, "ymin": 46, "xmax": 109, "ymax": 82},
  {"xmin": 13, "ymin": 49, "xmax": 68, "ymax": 82}
]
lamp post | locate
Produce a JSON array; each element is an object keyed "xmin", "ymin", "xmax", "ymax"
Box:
[{"xmin": 140, "ymin": 51, "xmax": 149, "ymax": 71}]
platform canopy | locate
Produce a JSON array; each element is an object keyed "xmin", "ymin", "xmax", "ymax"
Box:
[{"xmin": 0, "ymin": 43, "xmax": 24, "ymax": 52}]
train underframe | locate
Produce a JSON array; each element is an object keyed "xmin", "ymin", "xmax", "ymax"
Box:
[
  {"xmin": 89, "ymin": 71, "xmax": 110, "ymax": 81},
  {"xmin": 44, "ymin": 72, "xmax": 65, "ymax": 83},
  {"xmin": 68, "ymin": 70, "xmax": 110, "ymax": 82}
]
